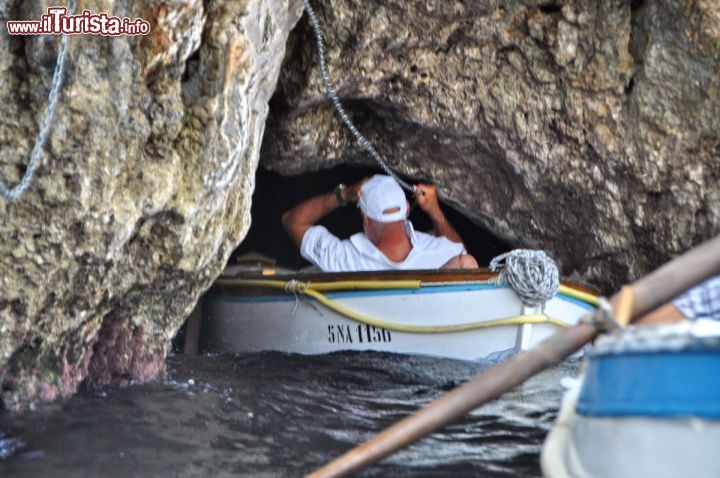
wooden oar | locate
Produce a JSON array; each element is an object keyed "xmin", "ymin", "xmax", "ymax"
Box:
[{"xmin": 308, "ymin": 234, "xmax": 720, "ymax": 478}]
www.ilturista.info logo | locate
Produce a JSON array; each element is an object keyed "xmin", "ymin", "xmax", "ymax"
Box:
[{"xmin": 7, "ymin": 6, "xmax": 151, "ymax": 36}]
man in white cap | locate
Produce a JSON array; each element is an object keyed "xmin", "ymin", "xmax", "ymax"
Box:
[{"xmin": 282, "ymin": 174, "xmax": 478, "ymax": 271}]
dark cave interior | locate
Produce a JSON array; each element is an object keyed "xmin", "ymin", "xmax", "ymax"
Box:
[{"xmin": 230, "ymin": 165, "xmax": 512, "ymax": 270}]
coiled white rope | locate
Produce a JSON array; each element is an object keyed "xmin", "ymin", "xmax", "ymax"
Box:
[
  {"xmin": 302, "ymin": 0, "xmax": 412, "ymax": 192},
  {"xmin": 0, "ymin": 0, "xmax": 75, "ymax": 201},
  {"xmin": 490, "ymin": 249, "xmax": 560, "ymax": 307}
]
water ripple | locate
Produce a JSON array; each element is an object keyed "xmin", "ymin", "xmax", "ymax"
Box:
[{"xmin": 0, "ymin": 352, "xmax": 579, "ymax": 477}]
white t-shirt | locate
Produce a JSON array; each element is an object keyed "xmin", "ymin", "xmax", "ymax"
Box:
[{"xmin": 300, "ymin": 221, "xmax": 465, "ymax": 272}]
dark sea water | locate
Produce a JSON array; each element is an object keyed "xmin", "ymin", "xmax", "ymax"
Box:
[{"xmin": 0, "ymin": 352, "xmax": 580, "ymax": 477}]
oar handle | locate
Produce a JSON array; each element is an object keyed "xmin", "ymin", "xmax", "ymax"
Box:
[{"xmin": 308, "ymin": 234, "xmax": 720, "ymax": 478}]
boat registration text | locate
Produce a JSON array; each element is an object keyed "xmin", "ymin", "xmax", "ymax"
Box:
[{"xmin": 327, "ymin": 324, "xmax": 392, "ymax": 344}]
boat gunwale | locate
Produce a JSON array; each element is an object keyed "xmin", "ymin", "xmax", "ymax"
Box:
[
  {"xmin": 208, "ymin": 286, "xmax": 597, "ymax": 313},
  {"xmin": 211, "ymin": 268, "xmax": 598, "ymax": 298}
]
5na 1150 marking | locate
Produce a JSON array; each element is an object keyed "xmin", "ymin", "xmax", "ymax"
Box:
[{"xmin": 327, "ymin": 324, "xmax": 392, "ymax": 344}]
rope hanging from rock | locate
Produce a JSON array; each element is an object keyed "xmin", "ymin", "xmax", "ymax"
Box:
[
  {"xmin": 0, "ymin": 0, "xmax": 75, "ymax": 202},
  {"xmin": 490, "ymin": 249, "xmax": 560, "ymax": 308},
  {"xmin": 302, "ymin": 0, "xmax": 413, "ymax": 192}
]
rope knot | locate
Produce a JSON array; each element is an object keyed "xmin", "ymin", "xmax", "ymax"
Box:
[
  {"xmin": 285, "ymin": 279, "xmax": 308, "ymax": 294},
  {"xmin": 582, "ymin": 297, "xmax": 620, "ymax": 332},
  {"xmin": 490, "ymin": 249, "xmax": 560, "ymax": 307}
]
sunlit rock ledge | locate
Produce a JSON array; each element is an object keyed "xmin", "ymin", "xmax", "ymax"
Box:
[
  {"xmin": 0, "ymin": 0, "xmax": 304, "ymax": 410},
  {"xmin": 1, "ymin": 0, "xmax": 719, "ymax": 409}
]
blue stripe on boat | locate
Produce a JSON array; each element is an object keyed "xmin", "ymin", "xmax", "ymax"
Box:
[
  {"xmin": 577, "ymin": 348, "xmax": 720, "ymax": 419},
  {"xmin": 209, "ymin": 284, "xmax": 596, "ymax": 311},
  {"xmin": 555, "ymin": 294, "xmax": 596, "ymax": 311},
  {"xmin": 209, "ymin": 283, "xmax": 503, "ymax": 303}
]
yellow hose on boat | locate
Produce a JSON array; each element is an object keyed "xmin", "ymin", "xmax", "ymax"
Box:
[
  {"xmin": 215, "ymin": 278, "xmax": 598, "ymax": 333},
  {"xmin": 305, "ymin": 287, "xmax": 568, "ymax": 332},
  {"xmin": 217, "ymin": 278, "xmax": 421, "ymax": 291}
]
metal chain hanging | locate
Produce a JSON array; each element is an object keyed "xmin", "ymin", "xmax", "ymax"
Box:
[{"xmin": 302, "ymin": 0, "xmax": 413, "ymax": 192}]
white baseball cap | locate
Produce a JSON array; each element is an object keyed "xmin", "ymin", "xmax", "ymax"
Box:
[{"xmin": 358, "ymin": 175, "xmax": 408, "ymax": 223}]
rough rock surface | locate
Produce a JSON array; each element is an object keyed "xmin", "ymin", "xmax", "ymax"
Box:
[
  {"xmin": 263, "ymin": 0, "xmax": 720, "ymax": 289},
  {"xmin": 0, "ymin": 0, "xmax": 303, "ymax": 409}
]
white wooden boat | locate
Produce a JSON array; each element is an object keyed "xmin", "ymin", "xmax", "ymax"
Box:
[
  {"xmin": 542, "ymin": 320, "xmax": 720, "ymax": 478},
  {"xmin": 198, "ymin": 268, "xmax": 597, "ymax": 361}
]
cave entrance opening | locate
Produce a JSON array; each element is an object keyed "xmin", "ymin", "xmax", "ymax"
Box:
[
  {"xmin": 229, "ymin": 165, "xmax": 511, "ymax": 271},
  {"xmin": 176, "ymin": 165, "xmax": 511, "ymax": 355}
]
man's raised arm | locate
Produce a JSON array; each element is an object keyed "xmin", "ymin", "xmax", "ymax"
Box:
[
  {"xmin": 413, "ymin": 183, "xmax": 464, "ymax": 243},
  {"xmin": 282, "ymin": 179, "xmax": 364, "ymax": 247}
]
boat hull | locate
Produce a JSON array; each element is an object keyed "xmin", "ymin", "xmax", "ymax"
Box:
[
  {"xmin": 199, "ymin": 271, "xmax": 595, "ymax": 361},
  {"xmin": 542, "ymin": 321, "xmax": 720, "ymax": 478}
]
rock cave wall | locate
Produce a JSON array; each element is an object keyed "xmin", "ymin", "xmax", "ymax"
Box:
[
  {"xmin": 263, "ymin": 0, "xmax": 720, "ymax": 289},
  {"xmin": 0, "ymin": 0, "xmax": 304, "ymax": 410}
]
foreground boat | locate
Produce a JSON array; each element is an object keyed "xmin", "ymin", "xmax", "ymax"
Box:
[
  {"xmin": 542, "ymin": 320, "xmax": 720, "ymax": 478},
  {"xmin": 198, "ymin": 268, "xmax": 597, "ymax": 361}
]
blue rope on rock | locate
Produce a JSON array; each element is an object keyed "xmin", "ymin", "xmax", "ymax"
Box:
[{"xmin": 0, "ymin": 0, "xmax": 75, "ymax": 202}]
